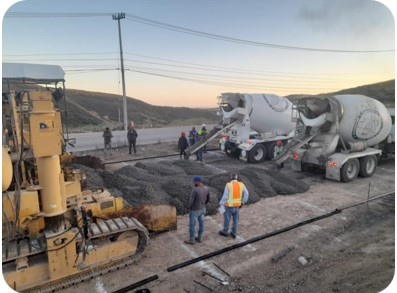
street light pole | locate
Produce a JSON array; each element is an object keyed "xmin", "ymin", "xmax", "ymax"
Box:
[{"xmin": 112, "ymin": 12, "xmax": 128, "ymax": 130}]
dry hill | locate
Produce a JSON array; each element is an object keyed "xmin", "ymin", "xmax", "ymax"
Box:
[
  {"xmin": 286, "ymin": 79, "xmax": 395, "ymax": 107},
  {"xmin": 3, "ymin": 79, "xmax": 394, "ymax": 132}
]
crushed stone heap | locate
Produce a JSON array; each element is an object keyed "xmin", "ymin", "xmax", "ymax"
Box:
[{"xmin": 69, "ymin": 160, "xmax": 309, "ymax": 215}]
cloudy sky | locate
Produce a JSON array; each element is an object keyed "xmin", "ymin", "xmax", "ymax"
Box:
[{"xmin": 1, "ymin": 0, "xmax": 395, "ymax": 107}]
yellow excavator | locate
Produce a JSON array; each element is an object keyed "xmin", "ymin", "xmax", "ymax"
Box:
[{"xmin": 2, "ymin": 63, "xmax": 175, "ymax": 292}]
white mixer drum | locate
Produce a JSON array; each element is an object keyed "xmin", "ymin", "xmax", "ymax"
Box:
[
  {"xmin": 247, "ymin": 94, "xmax": 295, "ymax": 135},
  {"xmin": 334, "ymin": 95, "xmax": 392, "ymax": 146}
]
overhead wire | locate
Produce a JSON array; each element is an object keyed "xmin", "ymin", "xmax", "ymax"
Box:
[
  {"xmin": 124, "ymin": 68, "xmax": 344, "ymax": 92},
  {"xmin": 4, "ymin": 12, "xmax": 392, "ymax": 93},
  {"xmin": 5, "ymin": 12, "xmax": 394, "ymax": 53},
  {"xmin": 122, "ymin": 65, "xmax": 355, "ymax": 87},
  {"xmin": 123, "ymin": 13, "xmax": 394, "ymax": 53},
  {"xmin": 4, "ymin": 52, "xmax": 392, "ymax": 81},
  {"xmin": 5, "ymin": 55, "xmax": 385, "ymax": 84}
]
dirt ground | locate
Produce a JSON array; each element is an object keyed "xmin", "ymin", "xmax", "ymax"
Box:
[{"xmin": 63, "ymin": 142, "xmax": 395, "ymax": 293}]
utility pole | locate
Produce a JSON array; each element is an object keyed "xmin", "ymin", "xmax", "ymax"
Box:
[{"xmin": 112, "ymin": 12, "xmax": 128, "ymax": 130}]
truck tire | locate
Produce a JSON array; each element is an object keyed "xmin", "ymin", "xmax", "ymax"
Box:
[
  {"xmin": 340, "ymin": 158, "xmax": 360, "ymax": 182},
  {"xmin": 248, "ymin": 144, "xmax": 266, "ymax": 163},
  {"xmin": 358, "ymin": 155, "xmax": 377, "ymax": 178},
  {"xmin": 266, "ymin": 142, "xmax": 277, "ymax": 160},
  {"xmin": 224, "ymin": 146, "xmax": 240, "ymax": 158}
]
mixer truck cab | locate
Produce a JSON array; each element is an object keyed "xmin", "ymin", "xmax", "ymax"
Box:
[
  {"xmin": 274, "ymin": 95, "xmax": 393, "ymax": 182},
  {"xmin": 217, "ymin": 93, "xmax": 295, "ymax": 163}
]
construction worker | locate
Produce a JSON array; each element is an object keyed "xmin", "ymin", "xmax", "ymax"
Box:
[
  {"xmin": 198, "ymin": 123, "xmax": 208, "ymax": 153},
  {"xmin": 274, "ymin": 140, "xmax": 284, "ymax": 168},
  {"xmin": 127, "ymin": 125, "xmax": 138, "ymax": 155},
  {"xmin": 189, "ymin": 127, "xmax": 198, "ymax": 146},
  {"xmin": 102, "ymin": 127, "xmax": 113, "ymax": 155},
  {"xmin": 185, "ymin": 176, "xmax": 210, "ymax": 245},
  {"xmin": 178, "ymin": 132, "xmax": 189, "ymax": 159},
  {"xmin": 188, "ymin": 126, "xmax": 198, "ymax": 146},
  {"xmin": 219, "ymin": 173, "xmax": 249, "ymax": 239}
]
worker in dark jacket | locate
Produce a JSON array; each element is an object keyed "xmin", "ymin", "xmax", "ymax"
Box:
[
  {"xmin": 185, "ymin": 176, "xmax": 210, "ymax": 245},
  {"xmin": 178, "ymin": 132, "xmax": 189, "ymax": 159},
  {"xmin": 102, "ymin": 127, "xmax": 113, "ymax": 155},
  {"xmin": 127, "ymin": 126, "xmax": 138, "ymax": 154}
]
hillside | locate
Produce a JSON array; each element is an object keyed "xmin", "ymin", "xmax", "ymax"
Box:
[
  {"xmin": 2, "ymin": 82, "xmax": 220, "ymax": 132},
  {"xmin": 61, "ymin": 89, "xmax": 219, "ymax": 132},
  {"xmin": 286, "ymin": 79, "xmax": 395, "ymax": 107},
  {"xmin": 3, "ymin": 79, "xmax": 394, "ymax": 132}
]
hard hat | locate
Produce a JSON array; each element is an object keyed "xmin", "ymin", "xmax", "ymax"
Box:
[
  {"xmin": 193, "ymin": 176, "xmax": 202, "ymax": 183},
  {"xmin": 181, "ymin": 132, "xmax": 186, "ymax": 136},
  {"xmin": 202, "ymin": 123, "xmax": 206, "ymax": 127},
  {"xmin": 276, "ymin": 140, "xmax": 283, "ymax": 146}
]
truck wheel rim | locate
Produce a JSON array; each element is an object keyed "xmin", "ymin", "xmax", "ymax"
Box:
[
  {"xmin": 365, "ymin": 157, "xmax": 376, "ymax": 174},
  {"xmin": 254, "ymin": 149, "xmax": 264, "ymax": 160},
  {"xmin": 347, "ymin": 162, "xmax": 358, "ymax": 178}
]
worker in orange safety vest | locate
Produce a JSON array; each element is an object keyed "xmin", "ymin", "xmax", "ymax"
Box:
[{"xmin": 218, "ymin": 173, "xmax": 249, "ymax": 238}]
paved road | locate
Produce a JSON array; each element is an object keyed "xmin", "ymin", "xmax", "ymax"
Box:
[{"xmin": 66, "ymin": 124, "xmax": 215, "ymax": 152}]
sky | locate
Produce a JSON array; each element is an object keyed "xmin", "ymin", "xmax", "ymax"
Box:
[{"xmin": 1, "ymin": 0, "xmax": 395, "ymax": 108}]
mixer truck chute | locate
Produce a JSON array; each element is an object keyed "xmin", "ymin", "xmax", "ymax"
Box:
[
  {"xmin": 218, "ymin": 93, "xmax": 295, "ymax": 163},
  {"xmin": 274, "ymin": 94, "xmax": 394, "ymax": 182}
]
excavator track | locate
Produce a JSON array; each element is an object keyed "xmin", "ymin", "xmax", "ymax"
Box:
[{"xmin": 25, "ymin": 217, "xmax": 149, "ymax": 293}]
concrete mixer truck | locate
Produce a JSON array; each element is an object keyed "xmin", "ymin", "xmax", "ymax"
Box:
[
  {"xmin": 274, "ymin": 94, "xmax": 394, "ymax": 182},
  {"xmin": 218, "ymin": 93, "xmax": 296, "ymax": 163}
]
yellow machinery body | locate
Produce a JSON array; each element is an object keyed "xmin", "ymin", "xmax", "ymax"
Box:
[{"xmin": 2, "ymin": 88, "xmax": 155, "ymax": 292}]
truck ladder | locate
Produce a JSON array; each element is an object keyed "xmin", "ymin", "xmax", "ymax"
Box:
[{"xmin": 184, "ymin": 122, "xmax": 236, "ymax": 159}]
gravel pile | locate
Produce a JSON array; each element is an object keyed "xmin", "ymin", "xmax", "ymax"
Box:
[
  {"xmin": 69, "ymin": 159, "xmax": 309, "ymax": 216},
  {"xmin": 135, "ymin": 161, "xmax": 186, "ymax": 176},
  {"xmin": 240, "ymin": 167, "xmax": 309, "ymax": 196},
  {"xmin": 160, "ymin": 176, "xmax": 221, "ymax": 215},
  {"xmin": 115, "ymin": 165, "xmax": 160, "ymax": 182},
  {"xmin": 160, "ymin": 176, "xmax": 193, "ymax": 214},
  {"xmin": 98, "ymin": 170, "xmax": 137, "ymax": 189},
  {"xmin": 172, "ymin": 160, "xmax": 215, "ymax": 175},
  {"xmin": 68, "ymin": 164, "xmax": 105, "ymax": 189},
  {"xmin": 121, "ymin": 181, "xmax": 171, "ymax": 206}
]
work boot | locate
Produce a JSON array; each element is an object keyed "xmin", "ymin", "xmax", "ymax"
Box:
[
  {"xmin": 231, "ymin": 233, "xmax": 237, "ymax": 239},
  {"xmin": 184, "ymin": 239, "xmax": 195, "ymax": 245},
  {"xmin": 195, "ymin": 237, "xmax": 201, "ymax": 243},
  {"xmin": 219, "ymin": 230, "xmax": 229, "ymax": 237}
]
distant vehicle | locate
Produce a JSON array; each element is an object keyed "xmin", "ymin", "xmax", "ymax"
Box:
[{"xmin": 274, "ymin": 95, "xmax": 394, "ymax": 182}]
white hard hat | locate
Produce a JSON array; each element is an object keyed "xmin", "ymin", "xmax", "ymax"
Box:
[{"xmin": 202, "ymin": 123, "xmax": 206, "ymax": 127}]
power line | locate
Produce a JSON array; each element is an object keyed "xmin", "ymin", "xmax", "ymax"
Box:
[
  {"xmin": 6, "ymin": 56, "xmax": 389, "ymax": 83},
  {"xmin": 122, "ymin": 65, "xmax": 354, "ymax": 85},
  {"xmin": 124, "ymin": 13, "xmax": 394, "ymax": 53},
  {"xmin": 5, "ymin": 12, "xmax": 113, "ymax": 17},
  {"xmin": 5, "ymin": 51, "xmax": 392, "ymax": 77},
  {"xmin": 5, "ymin": 12, "xmax": 394, "ymax": 53},
  {"xmin": 3, "ymin": 52, "xmax": 117, "ymax": 56},
  {"xmin": 124, "ymin": 68, "xmax": 347, "ymax": 92}
]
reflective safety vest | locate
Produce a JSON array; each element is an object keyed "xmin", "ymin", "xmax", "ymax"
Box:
[{"xmin": 225, "ymin": 181, "xmax": 245, "ymax": 207}]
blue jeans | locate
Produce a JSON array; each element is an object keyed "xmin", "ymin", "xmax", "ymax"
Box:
[
  {"xmin": 222, "ymin": 207, "xmax": 240, "ymax": 235},
  {"xmin": 189, "ymin": 209, "xmax": 205, "ymax": 240}
]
